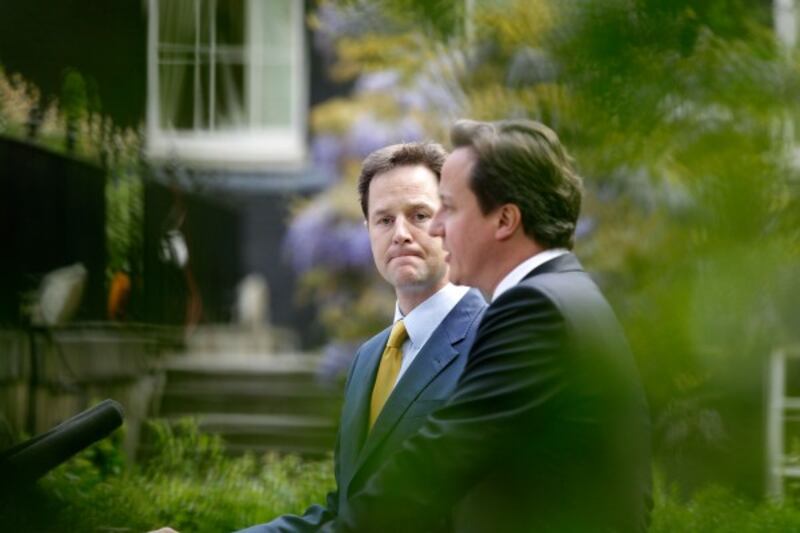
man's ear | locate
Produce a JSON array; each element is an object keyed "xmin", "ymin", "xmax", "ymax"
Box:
[{"xmin": 495, "ymin": 204, "xmax": 522, "ymax": 241}]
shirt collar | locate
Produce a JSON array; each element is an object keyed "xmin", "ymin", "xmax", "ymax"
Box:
[
  {"xmin": 393, "ymin": 283, "xmax": 470, "ymax": 349},
  {"xmin": 492, "ymin": 249, "xmax": 569, "ymax": 302}
]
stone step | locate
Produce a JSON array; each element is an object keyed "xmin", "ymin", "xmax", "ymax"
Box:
[
  {"xmin": 158, "ymin": 354, "xmax": 341, "ymax": 418},
  {"xmin": 149, "ymin": 353, "xmax": 343, "ymax": 456},
  {"xmin": 163, "ymin": 368, "xmax": 325, "ymax": 388},
  {"xmin": 162, "ymin": 353, "xmax": 322, "ymax": 373},
  {"xmin": 141, "ymin": 414, "xmax": 337, "ymax": 457},
  {"xmin": 184, "ymin": 324, "xmax": 299, "ymax": 354},
  {"xmin": 160, "ymin": 384, "xmax": 341, "ymax": 417}
]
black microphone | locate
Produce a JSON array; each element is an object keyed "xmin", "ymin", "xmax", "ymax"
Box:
[{"xmin": 0, "ymin": 399, "xmax": 125, "ymax": 486}]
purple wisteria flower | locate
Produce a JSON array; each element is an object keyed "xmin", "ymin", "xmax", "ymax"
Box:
[
  {"xmin": 312, "ymin": 1, "xmax": 387, "ymax": 62},
  {"xmin": 353, "ymin": 61, "xmax": 465, "ymax": 119},
  {"xmin": 347, "ymin": 114, "xmax": 400, "ymax": 159},
  {"xmin": 346, "ymin": 114, "xmax": 426, "ymax": 159},
  {"xmin": 283, "ymin": 203, "xmax": 334, "ymax": 273},
  {"xmin": 316, "ymin": 339, "xmax": 363, "ymax": 384},
  {"xmin": 283, "ymin": 203, "xmax": 373, "ymax": 274},
  {"xmin": 355, "ymin": 70, "xmax": 400, "ymax": 94},
  {"xmin": 336, "ymin": 223, "xmax": 375, "ymax": 269},
  {"xmin": 395, "ymin": 87, "xmax": 427, "ymax": 111},
  {"xmin": 409, "ymin": 75, "xmax": 465, "ymax": 118},
  {"xmin": 395, "ymin": 116, "xmax": 425, "ymax": 143},
  {"xmin": 311, "ymin": 134, "xmax": 344, "ymax": 182}
]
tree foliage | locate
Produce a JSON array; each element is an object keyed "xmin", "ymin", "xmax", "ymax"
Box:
[{"xmin": 305, "ymin": 0, "xmax": 800, "ymax": 493}]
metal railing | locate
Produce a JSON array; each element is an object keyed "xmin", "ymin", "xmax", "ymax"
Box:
[{"xmin": 766, "ymin": 345, "xmax": 800, "ymax": 500}]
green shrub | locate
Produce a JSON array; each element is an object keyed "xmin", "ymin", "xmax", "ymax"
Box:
[
  {"xmin": 653, "ymin": 484, "xmax": 800, "ymax": 532},
  {"xmin": 0, "ymin": 419, "xmax": 335, "ymax": 532},
  {"xmin": 5, "ymin": 420, "xmax": 800, "ymax": 532}
]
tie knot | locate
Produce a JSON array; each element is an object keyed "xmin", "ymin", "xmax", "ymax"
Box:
[{"xmin": 387, "ymin": 320, "xmax": 407, "ymax": 349}]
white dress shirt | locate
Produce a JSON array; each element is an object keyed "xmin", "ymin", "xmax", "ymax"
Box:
[
  {"xmin": 492, "ymin": 248, "xmax": 569, "ymax": 302},
  {"xmin": 389, "ymin": 283, "xmax": 470, "ymax": 388}
]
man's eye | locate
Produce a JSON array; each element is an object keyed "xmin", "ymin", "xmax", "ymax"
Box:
[
  {"xmin": 414, "ymin": 212, "xmax": 431, "ymax": 221},
  {"xmin": 378, "ymin": 216, "xmax": 393, "ymax": 225}
]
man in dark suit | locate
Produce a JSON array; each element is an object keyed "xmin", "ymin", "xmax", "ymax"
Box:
[
  {"xmin": 336, "ymin": 120, "xmax": 652, "ymax": 532},
  {"xmin": 234, "ymin": 142, "xmax": 486, "ymax": 532}
]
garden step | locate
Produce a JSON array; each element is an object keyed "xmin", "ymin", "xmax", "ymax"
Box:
[
  {"xmin": 149, "ymin": 354, "xmax": 344, "ymax": 456},
  {"xmin": 162, "ymin": 369, "xmax": 327, "ymax": 389},
  {"xmin": 162, "ymin": 380, "xmax": 338, "ymax": 397},
  {"xmin": 161, "ymin": 388, "xmax": 340, "ymax": 417},
  {"xmin": 161, "ymin": 353, "xmax": 322, "ymax": 374},
  {"xmin": 141, "ymin": 414, "xmax": 337, "ymax": 457}
]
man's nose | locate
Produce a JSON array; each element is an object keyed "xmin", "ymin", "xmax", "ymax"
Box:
[{"xmin": 392, "ymin": 216, "xmax": 412, "ymax": 243}]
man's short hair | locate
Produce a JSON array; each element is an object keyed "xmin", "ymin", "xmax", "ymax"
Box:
[
  {"xmin": 358, "ymin": 142, "xmax": 448, "ymax": 218},
  {"xmin": 451, "ymin": 119, "xmax": 583, "ymax": 249}
]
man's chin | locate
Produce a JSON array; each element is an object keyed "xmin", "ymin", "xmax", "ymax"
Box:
[
  {"xmin": 395, "ymin": 273, "xmax": 444, "ymax": 291},
  {"xmin": 393, "ymin": 275, "xmax": 424, "ymax": 290}
]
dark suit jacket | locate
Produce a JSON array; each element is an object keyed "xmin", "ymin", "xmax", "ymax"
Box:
[
  {"xmin": 338, "ymin": 253, "xmax": 652, "ymax": 533},
  {"xmin": 237, "ymin": 288, "xmax": 486, "ymax": 533}
]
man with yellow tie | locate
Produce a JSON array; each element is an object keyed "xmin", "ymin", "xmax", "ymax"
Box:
[{"xmin": 235, "ymin": 142, "xmax": 486, "ymax": 533}]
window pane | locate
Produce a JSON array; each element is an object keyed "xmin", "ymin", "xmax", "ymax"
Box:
[
  {"xmin": 159, "ymin": 0, "xmax": 210, "ymax": 130},
  {"xmin": 254, "ymin": 64, "xmax": 291, "ymax": 126},
  {"xmin": 159, "ymin": 63, "xmax": 198, "ymax": 130},
  {"xmin": 158, "ymin": 0, "xmax": 196, "ymax": 45},
  {"xmin": 249, "ymin": 0, "xmax": 295, "ymax": 128},
  {"xmin": 261, "ymin": 0, "xmax": 291, "ymax": 50},
  {"xmin": 198, "ymin": 0, "xmax": 211, "ymax": 45},
  {"xmin": 216, "ymin": 0, "xmax": 244, "ymax": 46},
  {"xmin": 156, "ymin": 0, "xmax": 299, "ymax": 133},
  {"xmin": 215, "ymin": 62, "xmax": 246, "ymax": 130}
]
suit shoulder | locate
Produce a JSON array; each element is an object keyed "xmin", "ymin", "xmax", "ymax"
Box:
[
  {"xmin": 511, "ymin": 270, "xmax": 605, "ymax": 311},
  {"xmin": 458, "ymin": 288, "xmax": 488, "ymax": 316},
  {"xmin": 504, "ymin": 270, "xmax": 626, "ymax": 346},
  {"xmin": 490, "ymin": 276, "xmax": 562, "ymax": 310},
  {"xmin": 440, "ymin": 288, "xmax": 487, "ymax": 343},
  {"xmin": 486, "ymin": 271, "xmax": 611, "ymax": 336}
]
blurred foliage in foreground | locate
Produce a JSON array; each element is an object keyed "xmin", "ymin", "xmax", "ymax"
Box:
[
  {"xmin": 0, "ymin": 420, "xmax": 335, "ymax": 532},
  {"xmin": 297, "ymin": 0, "xmax": 800, "ymax": 494},
  {"xmin": 3, "ymin": 421, "xmax": 800, "ymax": 532}
]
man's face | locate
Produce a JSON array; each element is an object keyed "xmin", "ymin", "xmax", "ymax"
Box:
[
  {"xmin": 430, "ymin": 147, "xmax": 497, "ymax": 292},
  {"xmin": 367, "ymin": 165, "xmax": 448, "ymax": 292}
]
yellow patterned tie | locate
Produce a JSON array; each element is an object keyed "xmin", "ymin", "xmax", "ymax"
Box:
[{"xmin": 369, "ymin": 320, "xmax": 408, "ymax": 429}]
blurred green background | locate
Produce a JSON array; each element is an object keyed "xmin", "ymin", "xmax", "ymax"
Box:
[{"xmin": 301, "ymin": 0, "xmax": 800, "ymax": 497}]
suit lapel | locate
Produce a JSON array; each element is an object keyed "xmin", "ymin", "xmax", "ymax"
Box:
[
  {"xmin": 338, "ymin": 328, "xmax": 390, "ymax": 480},
  {"xmin": 349, "ymin": 292, "xmax": 480, "ymax": 480},
  {"xmin": 355, "ymin": 331, "xmax": 458, "ymax": 467}
]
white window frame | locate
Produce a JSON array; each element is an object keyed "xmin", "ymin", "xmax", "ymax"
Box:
[{"xmin": 146, "ymin": 0, "xmax": 307, "ymax": 169}]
